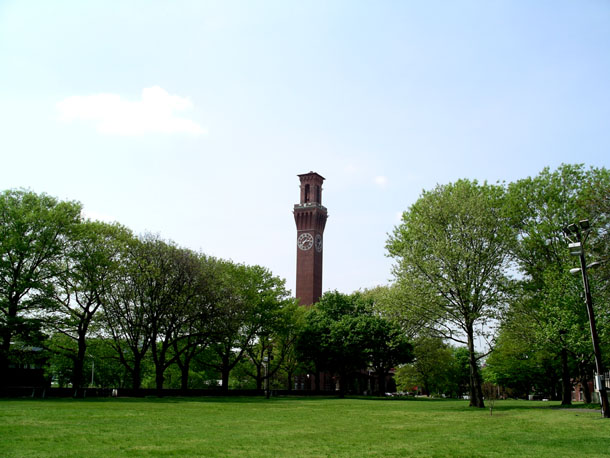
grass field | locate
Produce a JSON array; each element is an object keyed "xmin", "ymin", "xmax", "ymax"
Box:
[{"xmin": 1, "ymin": 396, "xmax": 609, "ymax": 457}]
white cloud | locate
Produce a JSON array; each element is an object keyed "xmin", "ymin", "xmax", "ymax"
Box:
[
  {"xmin": 57, "ymin": 86, "xmax": 206, "ymax": 136},
  {"xmin": 374, "ymin": 175, "xmax": 388, "ymax": 188}
]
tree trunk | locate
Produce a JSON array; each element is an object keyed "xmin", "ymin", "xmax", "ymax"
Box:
[
  {"xmin": 0, "ymin": 302, "xmax": 18, "ymax": 381},
  {"xmin": 377, "ymin": 370, "xmax": 386, "ymax": 396},
  {"xmin": 582, "ymin": 378, "xmax": 592, "ymax": 404},
  {"xmin": 467, "ymin": 326, "xmax": 485, "ymax": 408},
  {"xmin": 256, "ymin": 365, "xmax": 262, "ymax": 391},
  {"xmin": 71, "ymin": 331, "xmax": 88, "ymax": 392},
  {"xmin": 155, "ymin": 367, "xmax": 165, "ymax": 395},
  {"xmin": 132, "ymin": 357, "xmax": 143, "ymax": 390},
  {"xmin": 220, "ymin": 355, "xmax": 230, "ymax": 393},
  {"xmin": 560, "ymin": 348, "xmax": 572, "ymax": 405},
  {"xmin": 179, "ymin": 355, "xmax": 191, "ymax": 392},
  {"xmin": 286, "ymin": 369, "xmax": 293, "ymax": 391}
]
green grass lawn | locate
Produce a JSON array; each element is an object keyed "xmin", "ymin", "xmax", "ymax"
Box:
[{"xmin": 1, "ymin": 396, "xmax": 608, "ymax": 457}]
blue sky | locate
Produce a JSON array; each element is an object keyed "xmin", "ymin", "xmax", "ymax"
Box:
[{"xmin": 1, "ymin": 1, "xmax": 609, "ymax": 295}]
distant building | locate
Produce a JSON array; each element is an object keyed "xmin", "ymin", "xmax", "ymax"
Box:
[{"xmin": 293, "ymin": 171, "xmax": 327, "ymax": 306}]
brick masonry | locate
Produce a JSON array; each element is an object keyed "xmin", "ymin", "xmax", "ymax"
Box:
[{"xmin": 294, "ymin": 172, "xmax": 327, "ymax": 306}]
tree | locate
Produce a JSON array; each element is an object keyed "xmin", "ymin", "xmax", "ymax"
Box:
[
  {"xmin": 506, "ymin": 164, "xmax": 610, "ymax": 405},
  {"xmin": 395, "ymin": 336, "xmax": 454, "ymax": 396},
  {"xmin": 242, "ymin": 300, "xmax": 302, "ymax": 392},
  {"xmin": 394, "ymin": 339, "xmax": 471, "ymax": 398},
  {"xmin": 144, "ymin": 239, "xmax": 208, "ymax": 394},
  {"xmin": 101, "ymin": 234, "xmax": 154, "ymax": 390},
  {"xmin": 47, "ymin": 220, "xmax": 129, "ymax": 393},
  {"xmin": 294, "ymin": 304, "xmax": 331, "ymax": 392},
  {"xmin": 296, "ymin": 291, "xmax": 412, "ymax": 397},
  {"xmin": 387, "ymin": 179, "xmax": 514, "ymax": 408},
  {"xmin": 363, "ymin": 315, "xmax": 413, "ymax": 395},
  {"xmin": 297, "ymin": 291, "xmax": 372, "ymax": 396},
  {"xmin": 205, "ymin": 263, "xmax": 291, "ymax": 393},
  {"xmin": 483, "ymin": 315, "xmax": 560, "ymax": 400},
  {"xmin": 361, "ymin": 285, "xmax": 430, "ymax": 340},
  {"xmin": 171, "ymin": 255, "xmax": 225, "ymax": 392},
  {"xmin": 0, "ymin": 189, "xmax": 82, "ymax": 380}
]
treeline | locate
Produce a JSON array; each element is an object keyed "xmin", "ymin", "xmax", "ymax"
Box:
[
  {"xmin": 3, "ymin": 163, "xmax": 609, "ymax": 405},
  {"xmin": 0, "ymin": 189, "xmax": 411, "ymax": 396},
  {"xmin": 384, "ymin": 163, "xmax": 610, "ymax": 407}
]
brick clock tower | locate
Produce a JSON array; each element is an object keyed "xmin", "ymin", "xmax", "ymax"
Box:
[{"xmin": 293, "ymin": 172, "xmax": 327, "ymax": 306}]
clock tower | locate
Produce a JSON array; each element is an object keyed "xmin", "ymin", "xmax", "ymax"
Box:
[{"xmin": 294, "ymin": 172, "xmax": 327, "ymax": 306}]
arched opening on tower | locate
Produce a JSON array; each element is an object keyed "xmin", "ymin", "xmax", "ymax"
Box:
[{"xmin": 304, "ymin": 184, "xmax": 310, "ymax": 203}]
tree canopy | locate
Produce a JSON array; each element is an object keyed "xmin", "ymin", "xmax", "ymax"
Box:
[{"xmin": 387, "ymin": 179, "xmax": 515, "ymax": 407}]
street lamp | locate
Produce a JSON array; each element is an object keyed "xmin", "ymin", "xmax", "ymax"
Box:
[
  {"xmin": 563, "ymin": 219, "xmax": 609, "ymax": 418},
  {"xmin": 263, "ymin": 356, "xmax": 270, "ymax": 399},
  {"xmin": 88, "ymin": 354, "xmax": 95, "ymax": 389}
]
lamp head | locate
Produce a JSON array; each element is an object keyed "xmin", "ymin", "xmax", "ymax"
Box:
[
  {"xmin": 570, "ymin": 267, "xmax": 582, "ymax": 275},
  {"xmin": 569, "ymin": 242, "xmax": 583, "ymax": 256}
]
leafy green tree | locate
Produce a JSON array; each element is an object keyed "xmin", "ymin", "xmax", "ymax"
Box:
[
  {"xmin": 363, "ymin": 315, "xmax": 413, "ymax": 395},
  {"xmin": 448, "ymin": 346, "xmax": 474, "ymax": 398},
  {"xmin": 294, "ymin": 305, "xmax": 331, "ymax": 392},
  {"xmin": 506, "ymin": 164, "xmax": 610, "ymax": 404},
  {"xmin": 101, "ymin": 234, "xmax": 154, "ymax": 389},
  {"xmin": 205, "ymin": 263, "xmax": 291, "ymax": 393},
  {"xmin": 0, "ymin": 189, "xmax": 81, "ymax": 379},
  {"xmin": 296, "ymin": 291, "xmax": 412, "ymax": 397},
  {"xmin": 395, "ymin": 336, "xmax": 454, "ymax": 396},
  {"xmin": 296, "ymin": 291, "xmax": 371, "ymax": 396},
  {"xmin": 395, "ymin": 340, "xmax": 471, "ymax": 398},
  {"xmin": 387, "ymin": 179, "xmax": 514, "ymax": 408},
  {"xmin": 140, "ymin": 239, "xmax": 208, "ymax": 393},
  {"xmin": 272, "ymin": 304, "xmax": 307, "ymax": 391},
  {"xmin": 48, "ymin": 220, "xmax": 129, "ymax": 393},
  {"xmin": 243, "ymin": 300, "xmax": 302, "ymax": 391},
  {"xmin": 168, "ymin": 255, "xmax": 228, "ymax": 391},
  {"xmin": 86, "ymin": 337, "xmax": 131, "ymax": 388},
  {"xmin": 102, "ymin": 235, "xmax": 217, "ymax": 392},
  {"xmin": 483, "ymin": 315, "xmax": 560, "ymax": 399},
  {"xmin": 361, "ymin": 285, "xmax": 430, "ymax": 340}
]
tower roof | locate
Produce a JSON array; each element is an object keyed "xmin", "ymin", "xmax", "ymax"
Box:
[{"xmin": 297, "ymin": 171, "xmax": 325, "ymax": 181}]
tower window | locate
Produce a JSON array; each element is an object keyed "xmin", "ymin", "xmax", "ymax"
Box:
[
  {"xmin": 304, "ymin": 184, "xmax": 310, "ymax": 202},
  {"xmin": 316, "ymin": 186, "xmax": 321, "ymax": 203}
]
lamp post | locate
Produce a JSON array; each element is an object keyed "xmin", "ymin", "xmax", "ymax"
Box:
[
  {"xmin": 263, "ymin": 356, "xmax": 270, "ymax": 399},
  {"xmin": 563, "ymin": 219, "xmax": 609, "ymax": 418},
  {"xmin": 88, "ymin": 354, "xmax": 95, "ymax": 388}
]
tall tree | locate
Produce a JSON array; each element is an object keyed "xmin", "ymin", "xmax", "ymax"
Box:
[
  {"xmin": 363, "ymin": 315, "xmax": 413, "ymax": 395},
  {"xmin": 387, "ymin": 179, "xmax": 514, "ymax": 408},
  {"xmin": 394, "ymin": 338, "xmax": 470, "ymax": 397},
  {"xmin": 101, "ymin": 234, "xmax": 154, "ymax": 390},
  {"xmin": 243, "ymin": 300, "xmax": 302, "ymax": 391},
  {"xmin": 171, "ymin": 255, "xmax": 225, "ymax": 392},
  {"xmin": 0, "ymin": 189, "xmax": 81, "ymax": 379},
  {"xmin": 206, "ymin": 263, "xmax": 290, "ymax": 393},
  {"xmin": 143, "ymin": 239, "xmax": 207, "ymax": 393},
  {"xmin": 506, "ymin": 164, "xmax": 610, "ymax": 405},
  {"xmin": 484, "ymin": 313, "xmax": 561, "ymax": 400},
  {"xmin": 48, "ymin": 220, "xmax": 130, "ymax": 393}
]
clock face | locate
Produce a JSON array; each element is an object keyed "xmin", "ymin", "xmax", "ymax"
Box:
[
  {"xmin": 297, "ymin": 233, "xmax": 314, "ymax": 251},
  {"xmin": 315, "ymin": 234, "xmax": 323, "ymax": 252}
]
